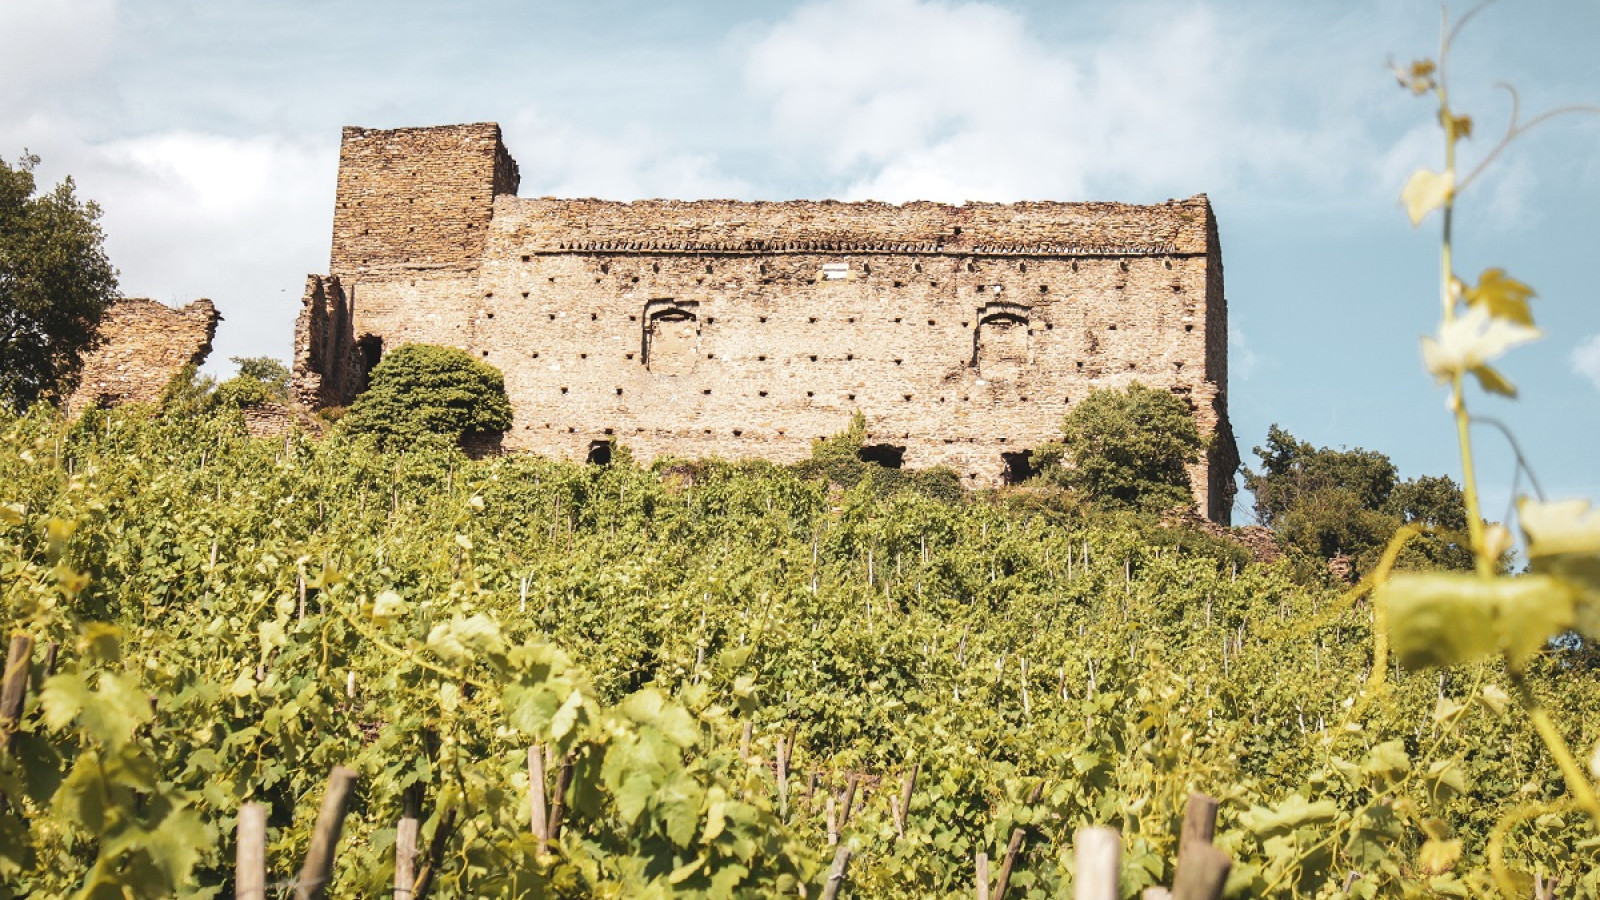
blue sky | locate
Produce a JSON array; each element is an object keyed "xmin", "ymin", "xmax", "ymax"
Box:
[{"xmin": 4, "ymin": 0, "xmax": 1597, "ymax": 522}]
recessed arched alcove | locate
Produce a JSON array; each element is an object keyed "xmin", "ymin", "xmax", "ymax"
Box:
[{"xmin": 641, "ymin": 298, "xmax": 700, "ymax": 375}]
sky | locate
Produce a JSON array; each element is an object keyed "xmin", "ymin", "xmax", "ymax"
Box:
[{"xmin": 4, "ymin": 0, "xmax": 1598, "ymax": 523}]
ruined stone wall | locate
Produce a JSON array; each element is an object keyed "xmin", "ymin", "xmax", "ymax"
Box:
[
  {"xmin": 69, "ymin": 298, "xmax": 219, "ymax": 412},
  {"xmin": 331, "ymin": 123, "xmax": 519, "ymax": 276},
  {"xmin": 307, "ymin": 123, "xmax": 1238, "ymax": 521},
  {"xmin": 292, "ymin": 275, "xmax": 364, "ymax": 409}
]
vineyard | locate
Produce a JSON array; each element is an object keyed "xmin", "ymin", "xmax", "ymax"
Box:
[{"xmin": 1, "ymin": 404, "xmax": 1597, "ymax": 899}]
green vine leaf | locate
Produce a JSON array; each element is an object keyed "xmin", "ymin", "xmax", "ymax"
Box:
[
  {"xmin": 1518, "ymin": 497, "xmax": 1600, "ymax": 640},
  {"xmin": 1382, "ymin": 572, "xmax": 1577, "ymax": 668}
]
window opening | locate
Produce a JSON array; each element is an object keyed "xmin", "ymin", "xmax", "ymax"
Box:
[
  {"xmin": 641, "ymin": 298, "xmax": 701, "ymax": 375},
  {"xmin": 1001, "ymin": 451, "xmax": 1033, "ymax": 485},
  {"xmin": 857, "ymin": 444, "xmax": 905, "ymax": 469},
  {"xmin": 586, "ymin": 440, "xmax": 612, "ymax": 466}
]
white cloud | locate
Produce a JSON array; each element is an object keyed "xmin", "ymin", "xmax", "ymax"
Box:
[
  {"xmin": 504, "ymin": 109, "xmax": 751, "ymax": 200},
  {"xmin": 741, "ymin": 0, "xmax": 1383, "ymax": 204},
  {"xmin": 17, "ymin": 125, "xmax": 337, "ymax": 369},
  {"xmin": 1573, "ymin": 334, "xmax": 1600, "ymax": 391},
  {"xmin": 0, "ymin": 0, "xmax": 119, "ymax": 115}
]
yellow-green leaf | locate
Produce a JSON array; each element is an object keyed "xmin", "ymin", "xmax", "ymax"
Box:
[
  {"xmin": 1464, "ymin": 268, "xmax": 1535, "ymax": 326},
  {"xmin": 1381, "ymin": 572, "xmax": 1575, "ymax": 669},
  {"xmin": 1402, "ymin": 169, "xmax": 1454, "ymax": 226},
  {"xmin": 1519, "ymin": 497, "xmax": 1600, "ymax": 640},
  {"xmin": 1419, "ymin": 838, "xmax": 1462, "ymax": 875}
]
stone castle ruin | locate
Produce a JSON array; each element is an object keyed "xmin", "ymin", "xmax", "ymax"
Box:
[
  {"xmin": 68, "ymin": 298, "xmax": 219, "ymax": 412},
  {"xmin": 296, "ymin": 123, "xmax": 1238, "ymax": 520},
  {"xmin": 77, "ymin": 120, "xmax": 1240, "ymax": 522}
]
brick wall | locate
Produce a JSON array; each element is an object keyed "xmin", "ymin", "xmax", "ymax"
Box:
[
  {"xmin": 68, "ymin": 298, "xmax": 219, "ymax": 412},
  {"xmin": 309, "ymin": 123, "xmax": 1238, "ymax": 521}
]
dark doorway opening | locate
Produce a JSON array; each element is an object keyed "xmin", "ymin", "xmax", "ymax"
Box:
[
  {"xmin": 857, "ymin": 444, "xmax": 906, "ymax": 469},
  {"xmin": 586, "ymin": 440, "xmax": 613, "ymax": 466},
  {"xmin": 356, "ymin": 334, "xmax": 383, "ymax": 390},
  {"xmin": 1001, "ymin": 450, "xmax": 1033, "ymax": 485}
]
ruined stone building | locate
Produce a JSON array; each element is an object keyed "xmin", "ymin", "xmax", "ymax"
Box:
[
  {"xmin": 294, "ymin": 123, "xmax": 1239, "ymax": 521},
  {"xmin": 68, "ymin": 298, "xmax": 219, "ymax": 412}
]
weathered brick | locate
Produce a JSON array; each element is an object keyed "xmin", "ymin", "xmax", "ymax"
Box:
[{"xmin": 299, "ymin": 123, "xmax": 1239, "ymax": 521}]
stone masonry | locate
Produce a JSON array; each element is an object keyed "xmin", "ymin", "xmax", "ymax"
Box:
[
  {"xmin": 69, "ymin": 298, "xmax": 219, "ymax": 412},
  {"xmin": 297, "ymin": 123, "xmax": 1239, "ymax": 521}
]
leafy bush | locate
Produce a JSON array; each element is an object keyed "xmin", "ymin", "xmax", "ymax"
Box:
[
  {"xmin": 1053, "ymin": 382, "xmax": 1201, "ymax": 513},
  {"xmin": 339, "ymin": 343, "xmax": 512, "ymax": 450},
  {"xmin": 1246, "ymin": 425, "xmax": 1473, "ymax": 577},
  {"xmin": 229, "ymin": 355, "xmax": 290, "ymax": 402}
]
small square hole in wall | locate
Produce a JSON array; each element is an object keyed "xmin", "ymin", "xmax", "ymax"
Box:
[
  {"xmin": 706, "ymin": 317, "xmax": 716, "ymax": 324},
  {"xmin": 1076, "ymin": 361, "xmax": 1084, "ymax": 369},
  {"xmin": 548, "ymin": 313, "xmax": 556, "ymax": 321},
  {"xmin": 560, "ymin": 386, "xmax": 569, "ymax": 394},
  {"xmin": 1045, "ymin": 323, "xmax": 1053, "ymax": 330},
  {"xmin": 759, "ymin": 390, "xmax": 768, "ymax": 397},
  {"xmin": 625, "ymin": 352, "xmax": 635, "ymax": 360},
  {"xmin": 961, "ymin": 321, "xmax": 969, "ymax": 328},
  {"xmin": 1039, "ymin": 285, "xmax": 1049, "ymax": 293},
  {"xmin": 903, "ymin": 394, "xmax": 912, "ymax": 401},
  {"xmin": 652, "ymin": 262, "xmax": 660, "ymax": 273},
  {"xmin": 806, "ymin": 391, "xmax": 815, "ymax": 398},
  {"xmin": 522, "ymin": 255, "xmax": 531, "ymax": 262},
  {"xmin": 847, "ymin": 393, "xmax": 856, "ymax": 401},
  {"xmin": 808, "ymin": 316, "xmax": 818, "ymax": 324},
  {"xmin": 629, "ymin": 315, "xmax": 637, "ymax": 321},
  {"xmin": 480, "ymin": 350, "xmax": 488, "ymax": 357},
  {"xmin": 894, "ymin": 358, "xmax": 903, "ymax": 365},
  {"xmin": 703, "ymin": 428, "xmax": 712, "ymax": 435},
  {"xmin": 548, "ymin": 277, "xmax": 556, "ymax": 283},
  {"xmin": 929, "ymin": 281, "xmax": 938, "ymax": 287},
  {"xmin": 590, "ymin": 313, "xmax": 597, "ymax": 321},
  {"xmin": 532, "ymin": 352, "xmax": 540, "ymax": 358},
  {"xmin": 702, "ymin": 389, "xmax": 711, "ymax": 395},
  {"xmin": 914, "ymin": 262, "xmax": 923, "ymax": 272},
  {"xmin": 486, "ymin": 312, "xmax": 494, "ymax": 319},
  {"xmin": 759, "ymin": 316, "xmax": 768, "ymax": 323},
  {"xmin": 809, "ymin": 355, "xmax": 818, "ymax": 362},
  {"xmin": 579, "ymin": 353, "xmax": 588, "ymax": 359},
  {"xmin": 1020, "ymin": 396, "xmax": 1029, "ymax": 402},
  {"xmin": 604, "ymin": 427, "xmax": 614, "ymax": 435},
  {"xmin": 893, "ymin": 280, "xmax": 904, "ymax": 288},
  {"xmin": 733, "ymin": 429, "xmax": 743, "ymax": 436},
  {"xmin": 521, "ymin": 291, "xmax": 529, "ymax": 298},
  {"xmin": 614, "ymin": 387, "xmax": 623, "ymax": 395},
  {"xmin": 707, "ymin": 353, "xmax": 716, "ymax": 359},
  {"xmin": 1108, "ymin": 324, "xmax": 1117, "ymax": 331},
  {"xmin": 705, "ymin": 263, "xmax": 714, "ymax": 274},
  {"xmin": 847, "ymin": 317, "xmax": 856, "ymax": 323},
  {"xmin": 631, "ymin": 276, "xmax": 639, "ymax": 283},
  {"xmin": 568, "ymin": 427, "xmax": 576, "ymax": 433},
  {"xmin": 928, "ymin": 319, "xmax": 936, "ymax": 326},
  {"xmin": 846, "ymin": 353, "xmax": 854, "ymax": 361},
  {"xmin": 1185, "ymin": 324, "xmax": 1194, "ymax": 332},
  {"xmin": 758, "ymin": 355, "xmax": 767, "ymax": 361},
  {"xmin": 893, "ymin": 316, "xmax": 902, "ymax": 323}
]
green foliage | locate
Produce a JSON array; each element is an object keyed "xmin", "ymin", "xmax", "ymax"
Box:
[
  {"xmin": 0, "ymin": 153, "xmax": 119, "ymax": 410},
  {"xmin": 1, "ymin": 405, "xmax": 1596, "ymax": 898},
  {"xmin": 791, "ymin": 411, "xmax": 965, "ymax": 503},
  {"xmin": 213, "ymin": 375, "xmax": 272, "ymax": 409},
  {"xmin": 1246, "ymin": 425, "xmax": 1472, "ymax": 577},
  {"xmin": 1055, "ymin": 383, "xmax": 1200, "ymax": 513},
  {"xmin": 339, "ymin": 344, "xmax": 513, "ymax": 450},
  {"xmin": 227, "ymin": 356, "xmax": 291, "ymax": 403},
  {"xmin": 158, "ymin": 363, "xmax": 218, "ymax": 419}
]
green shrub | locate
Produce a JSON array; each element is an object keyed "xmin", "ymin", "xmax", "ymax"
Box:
[
  {"xmin": 339, "ymin": 343, "xmax": 512, "ymax": 450},
  {"xmin": 1056, "ymin": 382, "xmax": 1201, "ymax": 513},
  {"xmin": 213, "ymin": 374, "xmax": 272, "ymax": 408}
]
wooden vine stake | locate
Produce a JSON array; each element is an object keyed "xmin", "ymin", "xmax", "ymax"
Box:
[
  {"xmin": 1178, "ymin": 793, "xmax": 1219, "ymax": 860},
  {"xmin": 894, "ymin": 763, "xmax": 919, "ymax": 839},
  {"xmin": 235, "ymin": 802, "xmax": 267, "ymax": 900},
  {"xmin": 820, "ymin": 846, "xmax": 852, "ymax": 900},
  {"xmin": 840, "ymin": 774, "xmax": 860, "ymax": 827},
  {"xmin": 825, "ymin": 795, "xmax": 838, "ymax": 846},
  {"xmin": 528, "ymin": 744, "xmax": 549, "ymax": 848},
  {"xmin": 1073, "ymin": 827, "xmax": 1121, "ymax": 900},
  {"xmin": 547, "ymin": 755, "xmax": 574, "ymax": 841},
  {"xmin": 975, "ymin": 851, "xmax": 991, "ymax": 900},
  {"xmin": 295, "ymin": 766, "xmax": 358, "ymax": 900},
  {"xmin": 991, "ymin": 782, "xmax": 1044, "ymax": 900},
  {"xmin": 1171, "ymin": 845, "xmax": 1230, "ymax": 900},
  {"xmin": 1, "ymin": 634, "xmax": 34, "ymax": 751},
  {"xmin": 395, "ymin": 791, "xmax": 419, "ymax": 899},
  {"xmin": 1171, "ymin": 792, "xmax": 1230, "ymax": 900},
  {"xmin": 775, "ymin": 734, "xmax": 791, "ymax": 818}
]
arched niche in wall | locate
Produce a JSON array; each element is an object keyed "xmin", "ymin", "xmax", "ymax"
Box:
[
  {"xmin": 973, "ymin": 301, "xmax": 1032, "ymax": 380},
  {"xmin": 641, "ymin": 298, "xmax": 700, "ymax": 375}
]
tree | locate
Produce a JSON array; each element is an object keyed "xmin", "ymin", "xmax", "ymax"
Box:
[
  {"xmin": 0, "ymin": 153, "xmax": 119, "ymax": 409},
  {"xmin": 1244, "ymin": 425, "xmax": 1473, "ymax": 575},
  {"xmin": 338, "ymin": 343, "xmax": 512, "ymax": 450},
  {"xmin": 229, "ymin": 356, "xmax": 291, "ymax": 401},
  {"xmin": 1054, "ymin": 382, "xmax": 1201, "ymax": 512}
]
